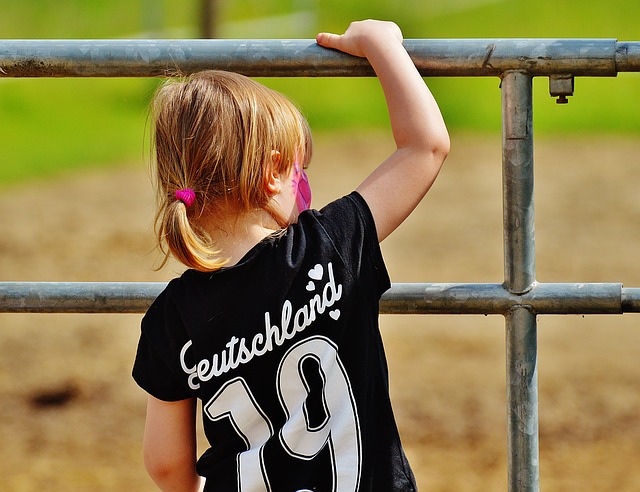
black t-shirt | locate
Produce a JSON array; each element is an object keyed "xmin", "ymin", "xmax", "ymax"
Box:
[{"xmin": 133, "ymin": 192, "xmax": 417, "ymax": 491}]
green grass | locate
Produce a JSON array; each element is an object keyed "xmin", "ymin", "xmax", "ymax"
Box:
[
  {"xmin": 0, "ymin": 0, "xmax": 639, "ymax": 185},
  {"xmin": 0, "ymin": 78, "xmax": 155, "ymax": 184}
]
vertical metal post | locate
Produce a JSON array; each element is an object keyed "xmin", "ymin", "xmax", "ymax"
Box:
[
  {"xmin": 200, "ymin": 0, "xmax": 219, "ymax": 39},
  {"xmin": 501, "ymin": 71, "xmax": 540, "ymax": 492},
  {"xmin": 502, "ymin": 71, "xmax": 536, "ymax": 293}
]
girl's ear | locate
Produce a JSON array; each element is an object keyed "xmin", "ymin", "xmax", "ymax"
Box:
[{"xmin": 264, "ymin": 150, "xmax": 283, "ymax": 195}]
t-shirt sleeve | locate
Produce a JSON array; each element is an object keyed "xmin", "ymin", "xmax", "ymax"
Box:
[
  {"xmin": 132, "ymin": 289, "xmax": 194, "ymax": 402},
  {"xmin": 312, "ymin": 191, "xmax": 391, "ymax": 299}
]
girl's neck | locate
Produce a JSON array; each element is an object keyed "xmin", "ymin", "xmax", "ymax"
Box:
[{"xmin": 202, "ymin": 208, "xmax": 283, "ymax": 267}]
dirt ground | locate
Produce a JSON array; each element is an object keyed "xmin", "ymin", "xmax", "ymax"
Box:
[{"xmin": 1, "ymin": 132, "xmax": 640, "ymax": 491}]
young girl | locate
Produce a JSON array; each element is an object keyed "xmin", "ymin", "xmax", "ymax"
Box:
[{"xmin": 133, "ymin": 20, "xmax": 449, "ymax": 492}]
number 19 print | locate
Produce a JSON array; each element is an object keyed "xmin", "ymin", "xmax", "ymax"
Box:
[{"xmin": 204, "ymin": 336, "xmax": 362, "ymax": 492}]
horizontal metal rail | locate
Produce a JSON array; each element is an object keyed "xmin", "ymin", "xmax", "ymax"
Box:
[
  {"xmin": 2, "ymin": 281, "xmax": 640, "ymax": 315},
  {"xmin": 1, "ymin": 39, "xmax": 640, "ymax": 78}
]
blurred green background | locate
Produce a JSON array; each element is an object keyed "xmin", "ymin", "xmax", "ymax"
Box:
[{"xmin": 1, "ymin": 0, "xmax": 639, "ymax": 185}]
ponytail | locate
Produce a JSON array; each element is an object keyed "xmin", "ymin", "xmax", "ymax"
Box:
[{"xmin": 154, "ymin": 199, "xmax": 229, "ymax": 272}]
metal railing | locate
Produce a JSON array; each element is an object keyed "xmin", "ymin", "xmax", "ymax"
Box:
[{"xmin": 2, "ymin": 38, "xmax": 640, "ymax": 492}]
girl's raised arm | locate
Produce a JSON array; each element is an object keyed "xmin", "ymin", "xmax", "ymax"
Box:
[{"xmin": 316, "ymin": 20, "xmax": 449, "ymax": 242}]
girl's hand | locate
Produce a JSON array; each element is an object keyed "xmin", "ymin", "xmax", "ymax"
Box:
[{"xmin": 316, "ymin": 20, "xmax": 403, "ymax": 59}]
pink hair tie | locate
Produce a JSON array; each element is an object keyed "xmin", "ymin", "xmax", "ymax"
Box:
[{"xmin": 175, "ymin": 188, "xmax": 196, "ymax": 208}]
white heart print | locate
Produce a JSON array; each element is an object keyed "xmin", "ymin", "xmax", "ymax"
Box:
[
  {"xmin": 329, "ymin": 309, "xmax": 341, "ymax": 320},
  {"xmin": 308, "ymin": 264, "xmax": 323, "ymax": 280}
]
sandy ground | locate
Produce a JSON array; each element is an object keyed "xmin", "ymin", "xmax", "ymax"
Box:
[{"xmin": 1, "ymin": 132, "xmax": 640, "ymax": 491}]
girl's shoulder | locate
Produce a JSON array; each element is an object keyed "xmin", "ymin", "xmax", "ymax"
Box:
[
  {"xmin": 313, "ymin": 191, "xmax": 371, "ymax": 219},
  {"xmin": 299, "ymin": 191, "xmax": 378, "ymax": 246}
]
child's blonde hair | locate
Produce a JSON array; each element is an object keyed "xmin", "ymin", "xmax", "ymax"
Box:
[{"xmin": 151, "ymin": 70, "xmax": 312, "ymax": 272}]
